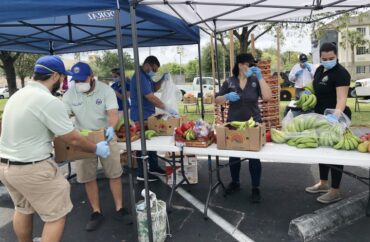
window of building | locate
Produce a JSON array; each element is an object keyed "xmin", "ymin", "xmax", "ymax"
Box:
[
  {"xmin": 356, "ymin": 66, "xmax": 366, "ymax": 74},
  {"xmin": 356, "ymin": 46, "xmax": 367, "ymax": 55},
  {"xmin": 357, "ymin": 27, "xmax": 366, "ymax": 35}
]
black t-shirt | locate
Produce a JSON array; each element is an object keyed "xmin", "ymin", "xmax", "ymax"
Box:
[
  {"xmin": 217, "ymin": 76, "xmax": 262, "ymax": 122},
  {"xmin": 313, "ymin": 63, "xmax": 351, "ymax": 118}
]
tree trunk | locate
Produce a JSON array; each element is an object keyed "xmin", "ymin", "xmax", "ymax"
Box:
[
  {"xmin": 351, "ymin": 46, "xmax": 355, "ymax": 80},
  {"xmin": 20, "ymin": 76, "xmax": 25, "ymax": 88},
  {"xmin": 3, "ymin": 60, "xmax": 17, "ymax": 96}
]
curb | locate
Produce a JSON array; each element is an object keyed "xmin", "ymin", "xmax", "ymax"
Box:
[{"xmin": 288, "ymin": 191, "xmax": 369, "ymax": 241}]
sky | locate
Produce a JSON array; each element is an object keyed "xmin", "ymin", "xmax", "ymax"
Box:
[{"xmin": 64, "ymin": 26, "xmax": 312, "ymax": 66}]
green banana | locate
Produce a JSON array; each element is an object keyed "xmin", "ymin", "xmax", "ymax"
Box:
[{"xmin": 271, "ymin": 129, "xmax": 287, "ymax": 143}]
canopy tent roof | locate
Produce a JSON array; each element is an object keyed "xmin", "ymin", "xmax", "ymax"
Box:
[
  {"xmin": 0, "ymin": 0, "xmax": 199, "ymax": 54},
  {"xmin": 136, "ymin": 0, "xmax": 370, "ymax": 33}
]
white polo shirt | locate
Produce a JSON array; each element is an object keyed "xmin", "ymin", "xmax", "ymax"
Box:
[
  {"xmin": 62, "ymin": 80, "xmax": 118, "ymax": 131},
  {"xmin": 0, "ymin": 81, "xmax": 74, "ymax": 162},
  {"xmin": 288, "ymin": 63, "xmax": 316, "ymax": 88}
]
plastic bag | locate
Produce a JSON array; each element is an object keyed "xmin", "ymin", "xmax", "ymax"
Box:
[
  {"xmin": 157, "ymin": 73, "xmax": 182, "ymax": 114},
  {"xmin": 323, "ymin": 108, "xmax": 351, "ymax": 128}
]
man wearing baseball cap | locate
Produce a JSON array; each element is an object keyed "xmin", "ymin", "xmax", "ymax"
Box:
[
  {"xmin": 288, "ymin": 53, "xmax": 316, "ymax": 99},
  {"xmin": 0, "ymin": 56, "xmax": 110, "ymax": 242},
  {"xmin": 63, "ymin": 62, "xmax": 128, "ymax": 231}
]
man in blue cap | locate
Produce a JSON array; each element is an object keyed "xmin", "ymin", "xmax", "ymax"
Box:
[
  {"xmin": 130, "ymin": 56, "xmax": 178, "ymax": 182},
  {"xmin": 63, "ymin": 62, "xmax": 128, "ymax": 232},
  {"xmin": 0, "ymin": 56, "xmax": 110, "ymax": 242},
  {"xmin": 111, "ymin": 68, "xmax": 131, "ymax": 115}
]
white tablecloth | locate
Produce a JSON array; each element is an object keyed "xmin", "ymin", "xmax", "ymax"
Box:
[{"xmin": 118, "ymin": 136, "xmax": 370, "ymax": 167}]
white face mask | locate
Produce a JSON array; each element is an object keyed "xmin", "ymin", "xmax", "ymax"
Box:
[{"xmin": 75, "ymin": 82, "xmax": 90, "ymax": 93}]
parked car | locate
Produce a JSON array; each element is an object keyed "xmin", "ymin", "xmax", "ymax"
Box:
[
  {"xmin": 351, "ymin": 78, "xmax": 370, "ymax": 98},
  {"xmin": 177, "ymin": 77, "xmax": 219, "ymax": 97},
  {"xmin": 0, "ymin": 87, "xmax": 9, "ymax": 99}
]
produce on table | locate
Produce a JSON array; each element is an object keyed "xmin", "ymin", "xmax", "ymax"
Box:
[
  {"xmin": 265, "ymin": 131, "xmax": 271, "ymax": 142},
  {"xmin": 145, "ymin": 130, "xmax": 157, "ymax": 140},
  {"xmin": 175, "ymin": 119, "xmax": 212, "ymax": 141},
  {"xmin": 357, "ymin": 141, "xmax": 369, "ymax": 153},
  {"xmin": 271, "ymin": 129, "xmax": 288, "ymax": 144},
  {"xmin": 286, "ymin": 130, "xmax": 319, "ymax": 148},
  {"xmin": 229, "ymin": 117, "xmax": 256, "ymax": 130},
  {"xmin": 333, "ymin": 128, "xmax": 362, "ymax": 150},
  {"xmin": 360, "ymin": 132, "xmax": 370, "ymax": 142},
  {"xmin": 115, "ymin": 118, "xmax": 138, "ymax": 139}
]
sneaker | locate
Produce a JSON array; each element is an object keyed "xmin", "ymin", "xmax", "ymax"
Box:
[
  {"xmin": 149, "ymin": 166, "xmax": 166, "ymax": 176},
  {"xmin": 225, "ymin": 182, "xmax": 240, "ymax": 195},
  {"xmin": 113, "ymin": 208, "xmax": 132, "ymax": 223},
  {"xmin": 317, "ymin": 191, "xmax": 342, "ymax": 204},
  {"xmin": 305, "ymin": 183, "xmax": 330, "ymax": 194},
  {"xmin": 85, "ymin": 212, "xmax": 104, "ymax": 232},
  {"xmin": 250, "ymin": 188, "xmax": 261, "ymax": 203},
  {"xmin": 137, "ymin": 173, "xmax": 158, "ymax": 182}
]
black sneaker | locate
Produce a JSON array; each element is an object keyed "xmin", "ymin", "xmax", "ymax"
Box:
[
  {"xmin": 149, "ymin": 166, "xmax": 166, "ymax": 176},
  {"xmin": 250, "ymin": 188, "xmax": 261, "ymax": 203},
  {"xmin": 225, "ymin": 182, "xmax": 240, "ymax": 195},
  {"xmin": 85, "ymin": 212, "xmax": 104, "ymax": 232},
  {"xmin": 137, "ymin": 173, "xmax": 158, "ymax": 182},
  {"xmin": 113, "ymin": 208, "xmax": 132, "ymax": 224}
]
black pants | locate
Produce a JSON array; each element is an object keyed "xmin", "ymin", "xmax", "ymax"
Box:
[
  {"xmin": 136, "ymin": 151, "xmax": 159, "ymax": 177},
  {"xmin": 229, "ymin": 157, "xmax": 261, "ymax": 188},
  {"xmin": 319, "ymin": 164, "xmax": 343, "ymax": 189}
]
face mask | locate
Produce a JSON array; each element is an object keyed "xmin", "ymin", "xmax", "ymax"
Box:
[
  {"xmin": 113, "ymin": 77, "xmax": 120, "ymax": 82},
  {"xmin": 75, "ymin": 82, "xmax": 91, "ymax": 93},
  {"xmin": 51, "ymin": 79, "xmax": 61, "ymax": 95},
  {"xmin": 321, "ymin": 59, "xmax": 337, "ymax": 70},
  {"xmin": 147, "ymin": 71, "xmax": 155, "ymax": 78}
]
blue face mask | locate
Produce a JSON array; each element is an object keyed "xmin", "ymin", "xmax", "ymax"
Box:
[
  {"xmin": 321, "ymin": 59, "xmax": 337, "ymax": 70},
  {"xmin": 147, "ymin": 70, "xmax": 155, "ymax": 78}
]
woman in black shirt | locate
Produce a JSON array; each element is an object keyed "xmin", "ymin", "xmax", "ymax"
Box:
[
  {"xmin": 215, "ymin": 53, "xmax": 272, "ymax": 203},
  {"xmin": 305, "ymin": 42, "xmax": 351, "ymax": 204}
]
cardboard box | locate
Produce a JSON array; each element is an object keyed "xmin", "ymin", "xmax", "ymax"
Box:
[
  {"xmin": 183, "ymin": 96, "xmax": 197, "ymax": 104},
  {"xmin": 203, "ymin": 95, "xmax": 214, "ymax": 104},
  {"xmin": 148, "ymin": 114, "xmax": 184, "ymax": 136},
  {"xmin": 175, "ymin": 133, "xmax": 215, "ymax": 148},
  {"xmin": 54, "ymin": 130, "xmax": 105, "ymax": 163},
  {"xmin": 216, "ymin": 123, "xmax": 266, "ymax": 151},
  {"xmin": 165, "ymin": 155, "xmax": 198, "ymax": 185}
]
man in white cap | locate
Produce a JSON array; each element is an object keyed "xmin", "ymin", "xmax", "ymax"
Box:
[
  {"xmin": 0, "ymin": 56, "xmax": 110, "ymax": 242},
  {"xmin": 63, "ymin": 62, "xmax": 127, "ymax": 232}
]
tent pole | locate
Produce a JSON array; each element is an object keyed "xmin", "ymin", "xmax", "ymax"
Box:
[
  {"xmin": 114, "ymin": 9, "xmax": 138, "ymax": 239},
  {"xmin": 48, "ymin": 41, "xmax": 54, "ymax": 55},
  {"xmin": 213, "ymin": 20, "xmax": 224, "ymax": 122},
  {"xmin": 129, "ymin": 2, "xmax": 154, "ymax": 242},
  {"xmin": 198, "ymin": 43, "xmax": 205, "ymax": 119}
]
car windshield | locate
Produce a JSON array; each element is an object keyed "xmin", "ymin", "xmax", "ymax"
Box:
[{"xmin": 196, "ymin": 78, "xmax": 213, "ymax": 85}]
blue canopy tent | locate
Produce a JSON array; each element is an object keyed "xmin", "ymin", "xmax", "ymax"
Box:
[{"xmin": 0, "ymin": 1, "xmax": 200, "ymax": 241}]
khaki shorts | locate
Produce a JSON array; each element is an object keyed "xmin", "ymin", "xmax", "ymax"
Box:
[
  {"xmin": 0, "ymin": 159, "xmax": 73, "ymax": 222},
  {"xmin": 76, "ymin": 139, "xmax": 123, "ymax": 183}
]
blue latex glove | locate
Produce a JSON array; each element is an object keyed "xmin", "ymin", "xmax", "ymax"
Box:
[
  {"xmin": 105, "ymin": 127, "xmax": 115, "ymax": 142},
  {"xmin": 96, "ymin": 141, "xmax": 110, "ymax": 158},
  {"xmin": 295, "ymin": 69, "xmax": 304, "ymax": 78},
  {"xmin": 304, "ymin": 63, "xmax": 311, "ymax": 72},
  {"xmin": 303, "ymin": 90, "xmax": 311, "ymax": 95},
  {"xmin": 246, "ymin": 67, "xmax": 263, "ymax": 81},
  {"xmin": 325, "ymin": 114, "xmax": 339, "ymax": 123},
  {"xmin": 224, "ymin": 92, "xmax": 240, "ymax": 102}
]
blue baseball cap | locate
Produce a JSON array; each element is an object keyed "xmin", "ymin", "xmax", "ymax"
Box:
[
  {"xmin": 34, "ymin": 55, "xmax": 72, "ymax": 76},
  {"xmin": 70, "ymin": 62, "xmax": 93, "ymax": 82}
]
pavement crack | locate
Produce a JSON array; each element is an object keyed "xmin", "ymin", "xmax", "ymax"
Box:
[
  {"xmin": 209, "ymin": 203, "xmax": 245, "ymax": 234},
  {"xmin": 171, "ymin": 204, "xmax": 195, "ymax": 230}
]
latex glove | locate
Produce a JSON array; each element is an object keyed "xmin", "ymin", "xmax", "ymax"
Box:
[
  {"xmin": 164, "ymin": 105, "xmax": 178, "ymax": 116},
  {"xmin": 224, "ymin": 92, "xmax": 240, "ymax": 102},
  {"xmin": 304, "ymin": 63, "xmax": 312, "ymax": 72},
  {"xmin": 303, "ymin": 89, "xmax": 311, "ymax": 95},
  {"xmin": 250, "ymin": 67, "xmax": 263, "ymax": 81},
  {"xmin": 295, "ymin": 69, "xmax": 304, "ymax": 78},
  {"xmin": 325, "ymin": 114, "xmax": 339, "ymax": 123},
  {"xmin": 96, "ymin": 141, "xmax": 110, "ymax": 158},
  {"xmin": 105, "ymin": 127, "xmax": 115, "ymax": 142}
]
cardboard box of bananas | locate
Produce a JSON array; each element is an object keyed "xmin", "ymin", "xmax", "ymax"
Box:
[
  {"xmin": 271, "ymin": 112, "xmax": 364, "ymax": 151},
  {"xmin": 295, "ymin": 82, "xmax": 317, "ymax": 111}
]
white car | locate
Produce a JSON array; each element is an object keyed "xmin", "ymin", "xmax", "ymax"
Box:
[
  {"xmin": 0, "ymin": 87, "xmax": 9, "ymax": 99},
  {"xmin": 177, "ymin": 77, "xmax": 219, "ymax": 97}
]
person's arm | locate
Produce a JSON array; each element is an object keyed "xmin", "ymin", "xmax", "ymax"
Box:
[
  {"xmin": 58, "ymin": 130, "xmax": 96, "ymax": 153},
  {"xmin": 154, "ymin": 80, "xmax": 163, "ymax": 92},
  {"xmin": 115, "ymin": 90, "xmax": 123, "ymax": 100},
  {"xmin": 107, "ymin": 109, "xmax": 119, "ymax": 128},
  {"xmin": 215, "ymin": 80, "xmax": 230, "ymax": 105},
  {"xmin": 258, "ymin": 78, "xmax": 272, "ymax": 101},
  {"xmin": 145, "ymin": 93, "xmax": 165, "ymax": 109},
  {"xmin": 288, "ymin": 65, "xmax": 298, "ymax": 82},
  {"xmin": 334, "ymin": 86, "xmax": 349, "ymax": 115}
]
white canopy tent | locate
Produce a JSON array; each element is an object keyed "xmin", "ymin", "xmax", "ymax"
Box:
[{"xmin": 136, "ymin": 0, "xmax": 370, "ymax": 34}]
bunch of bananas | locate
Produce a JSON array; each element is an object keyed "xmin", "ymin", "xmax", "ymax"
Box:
[
  {"xmin": 286, "ymin": 130, "xmax": 319, "ymax": 148},
  {"xmin": 230, "ymin": 117, "xmax": 256, "ymax": 130},
  {"xmin": 184, "ymin": 129, "xmax": 196, "ymax": 140},
  {"xmin": 296, "ymin": 93, "xmax": 317, "ymax": 111},
  {"xmin": 145, "ymin": 130, "xmax": 157, "ymax": 140},
  {"xmin": 284, "ymin": 116, "xmax": 331, "ymax": 133},
  {"xmin": 333, "ymin": 128, "xmax": 362, "ymax": 150},
  {"xmin": 318, "ymin": 125, "xmax": 342, "ymax": 147},
  {"xmin": 304, "ymin": 82, "xmax": 315, "ymax": 94},
  {"xmin": 271, "ymin": 129, "xmax": 288, "ymax": 143}
]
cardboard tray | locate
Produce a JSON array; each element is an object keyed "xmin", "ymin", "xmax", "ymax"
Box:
[{"xmin": 175, "ymin": 133, "xmax": 215, "ymax": 148}]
